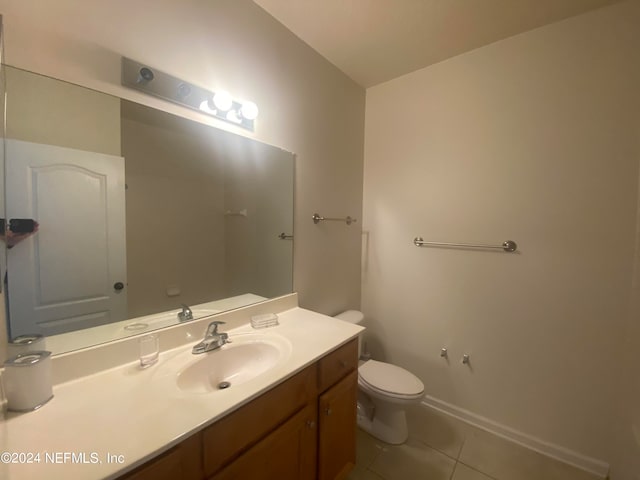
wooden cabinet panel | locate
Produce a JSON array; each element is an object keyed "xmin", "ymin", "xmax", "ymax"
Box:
[
  {"xmin": 121, "ymin": 432, "xmax": 202, "ymax": 480},
  {"xmin": 210, "ymin": 403, "xmax": 318, "ymax": 480},
  {"xmin": 203, "ymin": 364, "xmax": 317, "ymax": 477},
  {"xmin": 317, "ymin": 339, "xmax": 358, "ymax": 392},
  {"xmin": 318, "ymin": 370, "xmax": 357, "ymax": 480}
]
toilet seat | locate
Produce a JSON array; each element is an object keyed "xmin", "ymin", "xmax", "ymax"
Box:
[{"xmin": 358, "ymin": 360, "xmax": 424, "ymax": 399}]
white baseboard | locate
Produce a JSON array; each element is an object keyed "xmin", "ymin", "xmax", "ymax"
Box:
[{"xmin": 421, "ymin": 396, "xmax": 610, "ymax": 479}]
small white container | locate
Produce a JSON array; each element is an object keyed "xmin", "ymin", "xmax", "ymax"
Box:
[
  {"xmin": 7, "ymin": 334, "xmax": 46, "ymax": 358},
  {"xmin": 3, "ymin": 351, "xmax": 54, "ymax": 412}
]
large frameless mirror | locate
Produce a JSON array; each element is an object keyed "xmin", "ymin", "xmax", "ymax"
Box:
[{"xmin": 2, "ymin": 65, "xmax": 294, "ymax": 355}]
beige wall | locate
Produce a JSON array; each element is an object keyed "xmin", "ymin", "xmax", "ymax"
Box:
[
  {"xmin": 0, "ymin": 0, "xmax": 365, "ymax": 318},
  {"xmin": 363, "ymin": 0, "xmax": 640, "ymax": 475}
]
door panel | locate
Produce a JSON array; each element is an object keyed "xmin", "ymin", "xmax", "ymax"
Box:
[{"xmin": 6, "ymin": 139, "xmax": 127, "ymax": 337}]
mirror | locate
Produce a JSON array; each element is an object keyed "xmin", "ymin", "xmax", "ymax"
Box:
[
  {"xmin": 3, "ymin": 65, "xmax": 294, "ymax": 355},
  {"xmin": 0, "ymin": 62, "xmax": 5, "ymax": 300}
]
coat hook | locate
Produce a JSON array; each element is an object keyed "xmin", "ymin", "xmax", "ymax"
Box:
[
  {"xmin": 440, "ymin": 348, "xmax": 448, "ymax": 358},
  {"xmin": 462, "ymin": 354, "xmax": 470, "ymax": 365}
]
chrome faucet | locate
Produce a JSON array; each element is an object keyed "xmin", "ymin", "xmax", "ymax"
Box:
[
  {"xmin": 192, "ymin": 321, "xmax": 230, "ymax": 354},
  {"xmin": 178, "ymin": 303, "xmax": 193, "ymax": 322}
]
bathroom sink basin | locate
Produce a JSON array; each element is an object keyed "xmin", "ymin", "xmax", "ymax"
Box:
[{"xmin": 176, "ymin": 333, "xmax": 291, "ymax": 394}]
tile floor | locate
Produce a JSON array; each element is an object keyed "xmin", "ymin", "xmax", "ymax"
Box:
[{"xmin": 347, "ymin": 405, "xmax": 603, "ymax": 480}]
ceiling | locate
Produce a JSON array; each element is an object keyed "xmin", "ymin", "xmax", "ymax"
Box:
[{"xmin": 253, "ymin": 0, "xmax": 624, "ymax": 88}]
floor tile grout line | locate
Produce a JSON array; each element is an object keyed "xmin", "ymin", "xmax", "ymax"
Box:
[
  {"xmin": 364, "ymin": 466, "xmax": 385, "ymax": 480},
  {"xmin": 354, "ymin": 433, "xmax": 496, "ymax": 480},
  {"xmin": 451, "ymin": 460, "xmax": 459, "ymax": 480},
  {"xmin": 355, "ymin": 430, "xmax": 384, "ymax": 471},
  {"xmin": 457, "ymin": 428, "xmax": 469, "ymax": 460},
  {"xmin": 457, "ymin": 460, "xmax": 500, "ymax": 480},
  {"xmin": 408, "ymin": 433, "xmax": 462, "ymax": 464},
  {"xmin": 363, "ymin": 445, "xmax": 382, "ymax": 470}
]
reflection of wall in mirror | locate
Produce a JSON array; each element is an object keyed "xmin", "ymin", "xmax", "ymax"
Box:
[
  {"xmin": 121, "ymin": 101, "xmax": 227, "ymax": 317},
  {"xmin": 5, "ymin": 67, "xmax": 120, "ymax": 155},
  {"xmin": 122, "ymin": 100, "xmax": 293, "ymax": 316},
  {"xmin": 224, "ymin": 145, "xmax": 293, "ymax": 299}
]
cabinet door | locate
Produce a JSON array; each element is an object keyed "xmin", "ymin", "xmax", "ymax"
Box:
[
  {"xmin": 210, "ymin": 403, "xmax": 318, "ymax": 480},
  {"xmin": 318, "ymin": 370, "xmax": 358, "ymax": 480}
]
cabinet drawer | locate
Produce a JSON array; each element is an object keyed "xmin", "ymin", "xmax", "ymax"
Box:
[
  {"xmin": 317, "ymin": 339, "xmax": 358, "ymax": 392},
  {"xmin": 203, "ymin": 364, "xmax": 317, "ymax": 477}
]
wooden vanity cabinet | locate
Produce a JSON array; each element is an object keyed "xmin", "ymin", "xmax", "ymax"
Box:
[
  {"xmin": 119, "ymin": 339, "xmax": 358, "ymax": 480},
  {"xmin": 317, "ymin": 341, "xmax": 358, "ymax": 480},
  {"xmin": 122, "ymin": 433, "xmax": 203, "ymax": 480}
]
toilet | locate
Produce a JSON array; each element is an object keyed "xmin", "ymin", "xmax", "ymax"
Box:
[{"xmin": 335, "ymin": 310, "xmax": 425, "ymax": 444}]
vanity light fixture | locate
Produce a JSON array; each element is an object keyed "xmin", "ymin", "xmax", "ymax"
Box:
[{"xmin": 121, "ymin": 57, "xmax": 258, "ymax": 131}]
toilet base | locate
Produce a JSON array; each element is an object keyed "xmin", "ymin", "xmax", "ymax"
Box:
[{"xmin": 356, "ymin": 400, "xmax": 409, "ymax": 445}]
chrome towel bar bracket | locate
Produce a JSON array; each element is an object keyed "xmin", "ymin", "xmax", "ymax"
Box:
[{"xmin": 413, "ymin": 237, "xmax": 517, "ymax": 252}]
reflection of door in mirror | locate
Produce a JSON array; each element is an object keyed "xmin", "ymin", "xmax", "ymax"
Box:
[{"xmin": 6, "ymin": 140, "xmax": 127, "ymax": 337}]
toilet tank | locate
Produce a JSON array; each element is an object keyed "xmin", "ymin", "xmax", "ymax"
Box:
[{"xmin": 334, "ymin": 310, "xmax": 365, "ymax": 359}]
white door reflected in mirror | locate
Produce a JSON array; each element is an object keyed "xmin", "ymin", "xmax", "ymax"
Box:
[{"xmin": 6, "ymin": 139, "xmax": 127, "ymax": 338}]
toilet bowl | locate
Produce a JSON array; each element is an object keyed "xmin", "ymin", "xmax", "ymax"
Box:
[{"xmin": 334, "ymin": 310, "xmax": 425, "ymax": 444}]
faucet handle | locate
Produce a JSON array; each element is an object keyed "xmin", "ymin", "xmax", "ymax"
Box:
[
  {"xmin": 206, "ymin": 321, "xmax": 226, "ymax": 336},
  {"xmin": 178, "ymin": 304, "xmax": 193, "ymax": 321}
]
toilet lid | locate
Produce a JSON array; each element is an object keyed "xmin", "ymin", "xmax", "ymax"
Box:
[{"xmin": 358, "ymin": 360, "xmax": 424, "ymax": 396}]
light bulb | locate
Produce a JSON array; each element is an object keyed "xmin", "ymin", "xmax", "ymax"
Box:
[
  {"xmin": 240, "ymin": 101, "xmax": 259, "ymax": 120},
  {"xmin": 199, "ymin": 99, "xmax": 216, "ymax": 115},
  {"xmin": 225, "ymin": 110, "xmax": 242, "ymax": 124},
  {"xmin": 213, "ymin": 90, "xmax": 233, "ymax": 111}
]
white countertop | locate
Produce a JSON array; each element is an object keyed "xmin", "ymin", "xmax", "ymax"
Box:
[{"xmin": 0, "ymin": 305, "xmax": 363, "ymax": 480}]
